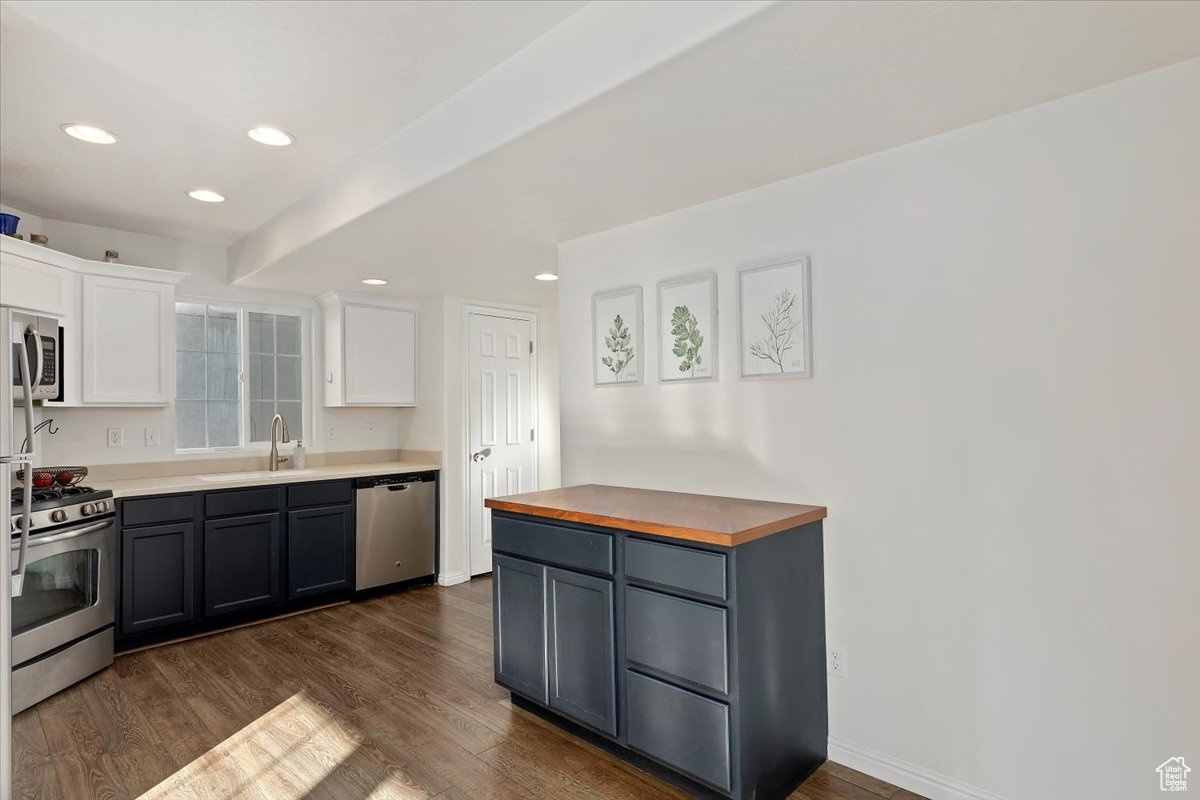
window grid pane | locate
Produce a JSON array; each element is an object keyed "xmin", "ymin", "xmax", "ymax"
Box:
[
  {"xmin": 175, "ymin": 304, "xmax": 240, "ymax": 449},
  {"xmin": 176, "ymin": 305, "xmax": 303, "ymax": 450},
  {"xmin": 247, "ymin": 313, "xmax": 303, "ymax": 444}
]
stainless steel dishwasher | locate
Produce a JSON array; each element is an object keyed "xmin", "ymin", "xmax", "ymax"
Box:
[{"xmin": 355, "ymin": 472, "xmax": 437, "ymax": 591}]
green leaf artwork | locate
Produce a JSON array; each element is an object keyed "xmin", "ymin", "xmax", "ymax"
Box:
[
  {"xmin": 670, "ymin": 305, "xmax": 703, "ymax": 376},
  {"xmin": 748, "ymin": 288, "xmax": 799, "ymax": 372},
  {"xmin": 600, "ymin": 313, "xmax": 635, "ymax": 380}
]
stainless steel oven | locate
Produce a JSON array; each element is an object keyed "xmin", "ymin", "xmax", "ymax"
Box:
[{"xmin": 9, "ymin": 508, "xmax": 115, "ymax": 713}]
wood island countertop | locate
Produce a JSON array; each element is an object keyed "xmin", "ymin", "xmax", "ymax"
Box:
[{"xmin": 484, "ymin": 484, "xmax": 827, "ymax": 547}]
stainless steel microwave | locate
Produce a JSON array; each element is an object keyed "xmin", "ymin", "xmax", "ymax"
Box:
[{"xmin": 9, "ymin": 312, "xmax": 60, "ymax": 401}]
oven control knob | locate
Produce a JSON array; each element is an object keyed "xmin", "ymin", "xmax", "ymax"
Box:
[
  {"xmin": 80, "ymin": 503, "xmax": 96, "ymax": 517},
  {"xmin": 51, "ymin": 510, "xmax": 67, "ymax": 523}
]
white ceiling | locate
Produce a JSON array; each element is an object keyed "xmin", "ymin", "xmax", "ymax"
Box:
[
  {"xmin": 2, "ymin": 1, "xmax": 1198, "ymax": 306},
  {"xmin": 0, "ymin": 0, "xmax": 585, "ymax": 241},
  {"xmin": 235, "ymin": 0, "xmax": 1200, "ymax": 305}
]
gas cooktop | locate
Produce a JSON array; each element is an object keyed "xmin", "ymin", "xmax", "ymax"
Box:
[{"xmin": 10, "ymin": 485, "xmax": 114, "ymax": 536}]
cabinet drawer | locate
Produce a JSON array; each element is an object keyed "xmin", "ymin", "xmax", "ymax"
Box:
[
  {"xmin": 625, "ymin": 587, "xmax": 728, "ymax": 694},
  {"xmin": 287, "ymin": 480, "xmax": 353, "ymax": 509},
  {"xmin": 205, "ymin": 487, "xmax": 282, "ymax": 518},
  {"xmin": 625, "ymin": 538, "xmax": 727, "ymax": 601},
  {"xmin": 493, "ymin": 515, "xmax": 613, "ymax": 575},
  {"xmin": 121, "ymin": 494, "xmax": 195, "ymax": 527},
  {"xmin": 626, "ymin": 670, "xmax": 731, "ymax": 792}
]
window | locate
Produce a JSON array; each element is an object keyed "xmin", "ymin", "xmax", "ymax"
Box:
[
  {"xmin": 247, "ymin": 312, "xmax": 304, "ymax": 443},
  {"xmin": 175, "ymin": 302, "xmax": 307, "ymax": 451}
]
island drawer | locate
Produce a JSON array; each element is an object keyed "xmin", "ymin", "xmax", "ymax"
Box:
[
  {"xmin": 625, "ymin": 587, "xmax": 728, "ymax": 695},
  {"xmin": 626, "ymin": 670, "xmax": 732, "ymax": 792},
  {"xmin": 493, "ymin": 516, "xmax": 614, "ymax": 575},
  {"xmin": 624, "ymin": 537, "xmax": 727, "ymax": 601}
]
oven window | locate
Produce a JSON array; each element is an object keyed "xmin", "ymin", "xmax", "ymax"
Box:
[{"xmin": 11, "ymin": 549, "xmax": 99, "ymax": 634}]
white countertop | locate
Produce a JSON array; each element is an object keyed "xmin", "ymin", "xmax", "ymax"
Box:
[{"xmin": 101, "ymin": 461, "xmax": 440, "ymax": 499}]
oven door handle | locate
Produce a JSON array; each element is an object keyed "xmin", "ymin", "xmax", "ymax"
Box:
[{"xmin": 10, "ymin": 518, "xmax": 114, "ymax": 551}]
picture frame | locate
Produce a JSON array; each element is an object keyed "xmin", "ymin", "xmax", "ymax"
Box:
[
  {"xmin": 592, "ymin": 285, "xmax": 643, "ymax": 386},
  {"xmin": 657, "ymin": 271, "xmax": 717, "ymax": 383},
  {"xmin": 737, "ymin": 256, "xmax": 813, "ymax": 379}
]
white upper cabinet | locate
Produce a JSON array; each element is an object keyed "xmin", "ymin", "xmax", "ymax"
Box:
[
  {"xmin": 81, "ymin": 274, "xmax": 176, "ymax": 405},
  {"xmin": 321, "ymin": 292, "xmax": 418, "ymax": 407},
  {"xmin": 0, "ymin": 241, "xmax": 75, "ymax": 316},
  {"xmin": 1, "ymin": 237, "xmax": 187, "ymax": 406}
]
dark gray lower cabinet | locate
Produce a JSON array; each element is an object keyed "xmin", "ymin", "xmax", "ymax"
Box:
[
  {"xmin": 287, "ymin": 506, "xmax": 353, "ymax": 599},
  {"xmin": 494, "ymin": 555, "xmax": 547, "ymax": 701},
  {"xmin": 121, "ymin": 522, "xmax": 195, "ymax": 634},
  {"xmin": 203, "ymin": 513, "xmax": 282, "ymax": 616},
  {"xmin": 492, "ymin": 512, "xmax": 828, "ymax": 800},
  {"xmin": 546, "ymin": 567, "xmax": 616, "ymax": 735}
]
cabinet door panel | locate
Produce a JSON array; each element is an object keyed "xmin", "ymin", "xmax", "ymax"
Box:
[
  {"xmin": 203, "ymin": 513, "xmax": 282, "ymax": 616},
  {"xmin": 342, "ymin": 303, "xmax": 416, "ymax": 405},
  {"xmin": 493, "ymin": 554, "xmax": 546, "ymax": 701},
  {"xmin": 546, "ymin": 567, "xmax": 616, "ymax": 735},
  {"xmin": 121, "ymin": 522, "xmax": 194, "ymax": 634},
  {"xmin": 82, "ymin": 274, "xmax": 173, "ymax": 404},
  {"xmin": 288, "ymin": 506, "xmax": 353, "ymax": 599}
]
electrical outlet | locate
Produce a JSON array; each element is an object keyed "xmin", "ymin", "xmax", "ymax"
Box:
[
  {"xmin": 366, "ymin": 421, "xmax": 376, "ymax": 435},
  {"xmin": 327, "ymin": 425, "xmax": 336, "ymax": 440},
  {"xmin": 106, "ymin": 428, "xmax": 124, "ymax": 448},
  {"xmin": 827, "ymin": 642, "xmax": 847, "ymax": 678},
  {"xmin": 144, "ymin": 426, "xmax": 161, "ymax": 447}
]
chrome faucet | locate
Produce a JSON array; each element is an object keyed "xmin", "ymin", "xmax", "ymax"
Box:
[{"xmin": 269, "ymin": 413, "xmax": 291, "ymax": 471}]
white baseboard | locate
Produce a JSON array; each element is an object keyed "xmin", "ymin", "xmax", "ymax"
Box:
[
  {"xmin": 828, "ymin": 735, "xmax": 1005, "ymax": 800},
  {"xmin": 437, "ymin": 571, "xmax": 470, "ymax": 587}
]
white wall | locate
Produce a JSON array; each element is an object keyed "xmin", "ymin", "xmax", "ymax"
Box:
[{"xmin": 557, "ymin": 61, "xmax": 1200, "ymax": 800}]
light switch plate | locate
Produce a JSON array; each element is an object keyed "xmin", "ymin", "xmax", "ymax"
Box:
[{"xmin": 145, "ymin": 426, "xmax": 161, "ymax": 447}]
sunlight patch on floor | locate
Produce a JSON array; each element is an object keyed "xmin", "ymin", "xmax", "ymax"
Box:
[{"xmin": 138, "ymin": 691, "xmax": 427, "ymax": 799}]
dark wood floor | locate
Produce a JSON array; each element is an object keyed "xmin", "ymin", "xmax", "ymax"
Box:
[{"xmin": 12, "ymin": 577, "xmax": 924, "ymax": 800}]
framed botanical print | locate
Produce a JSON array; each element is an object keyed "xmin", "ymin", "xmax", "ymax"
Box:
[
  {"xmin": 738, "ymin": 257, "xmax": 812, "ymax": 379},
  {"xmin": 593, "ymin": 285, "xmax": 643, "ymax": 386},
  {"xmin": 657, "ymin": 272, "xmax": 717, "ymax": 382}
]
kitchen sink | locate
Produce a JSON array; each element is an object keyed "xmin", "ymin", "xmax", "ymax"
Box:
[{"xmin": 195, "ymin": 469, "xmax": 319, "ymax": 482}]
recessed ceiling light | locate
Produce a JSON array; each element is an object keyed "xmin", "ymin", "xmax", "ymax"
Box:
[
  {"xmin": 187, "ymin": 189, "xmax": 225, "ymax": 203},
  {"xmin": 247, "ymin": 127, "xmax": 294, "ymax": 147},
  {"xmin": 361, "ymin": 278, "xmax": 388, "ymax": 286},
  {"xmin": 534, "ymin": 272, "xmax": 559, "ymax": 281},
  {"xmin": 60, "ymin": 123, "xmax": 118, "ymax": 144}
]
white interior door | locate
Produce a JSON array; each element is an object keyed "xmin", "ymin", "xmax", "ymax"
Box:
[{"xmin": 468, "ymin": 311, "xmax": 535, "ymax": 576}]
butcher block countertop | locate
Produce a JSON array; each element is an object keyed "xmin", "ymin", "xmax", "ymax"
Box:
[{"xmin": 484, "ymin": 484, "xmax": 827, "ymax": 547}]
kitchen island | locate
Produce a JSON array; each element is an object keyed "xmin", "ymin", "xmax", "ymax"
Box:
[{"xmin": 484, "ymin": 485, "xmax": 829, "ymax": 800}]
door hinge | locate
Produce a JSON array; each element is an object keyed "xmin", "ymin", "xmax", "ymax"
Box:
[
  {"xmin": 530, "ymin": 428, "xmax": 535, "ymax": 441},
  {"xmin": 529, "ymin": 341, "xmax": 534, "ymax": 354}
]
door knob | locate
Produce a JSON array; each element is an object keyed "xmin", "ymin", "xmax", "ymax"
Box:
[{"xmin": 471, "ymin": 448, "xmax": 491, "ymax": 462}]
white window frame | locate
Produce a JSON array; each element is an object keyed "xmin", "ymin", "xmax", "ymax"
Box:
[{"xmin": 175, "ymin": 297, "xmax": 313, "ymax": 455}]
